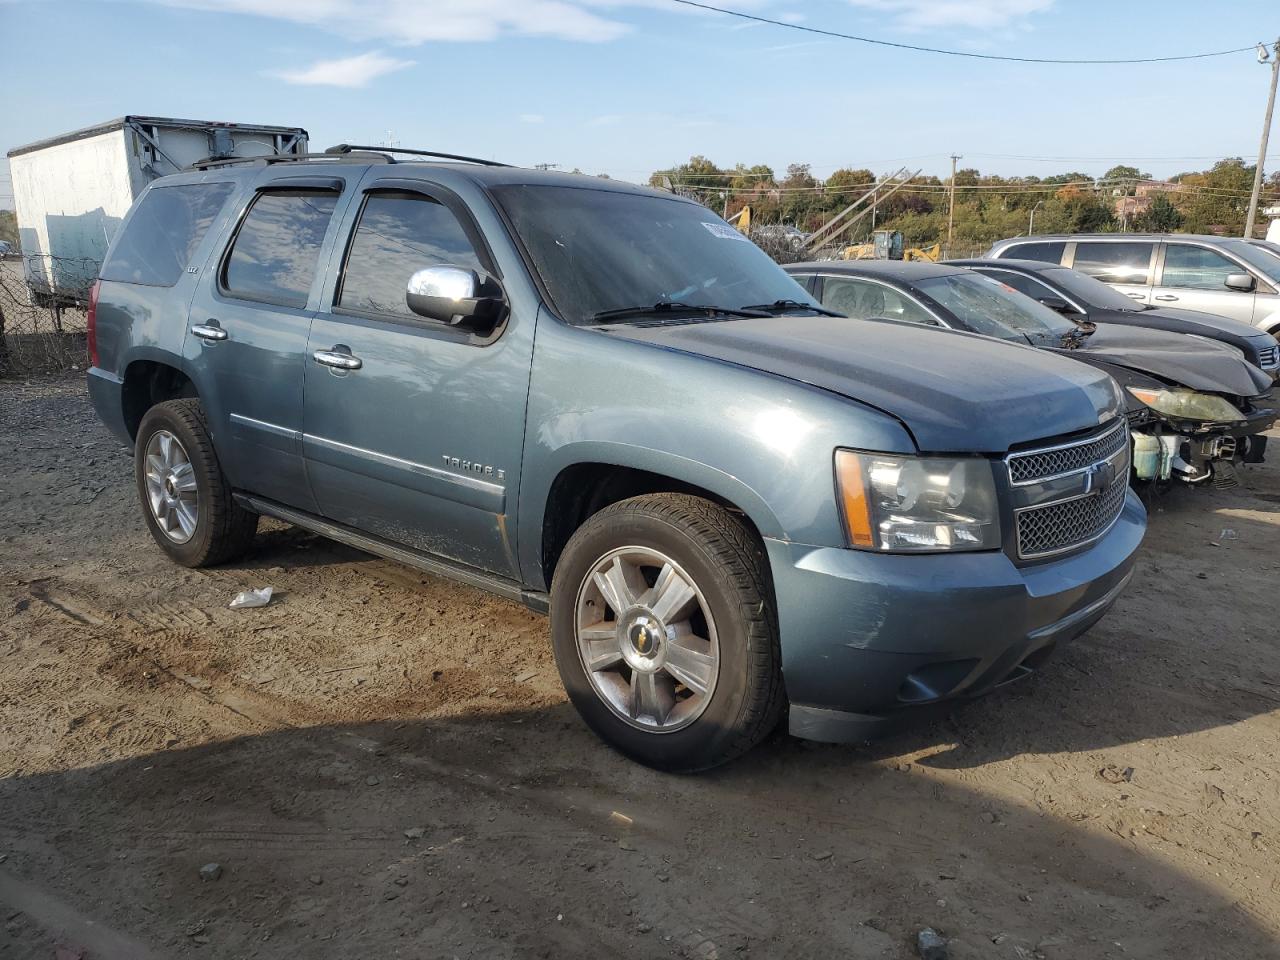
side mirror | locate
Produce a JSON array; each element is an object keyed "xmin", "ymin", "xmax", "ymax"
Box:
[
  {"xmin": 1224, "ymin": 272, "xmax": 1257, "ymax": 293},
  {"xmin": 1036, "ymin": 295, "xmax": 1074, "ymax": 314},
  {"xmin": 406, "ymin": 265, "xmax": 506, "ymax": 330}
]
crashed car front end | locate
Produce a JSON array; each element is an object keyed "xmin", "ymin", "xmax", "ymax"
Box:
[{"xmin": 1122, "ymin": 380, "xmax": 1276, "ymax": 485}]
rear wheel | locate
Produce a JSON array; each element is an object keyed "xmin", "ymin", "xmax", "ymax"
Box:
[
  {"xmin": 550, "ymin": 494, "xmax": 783, "ymax": 771},
  {"xmin": 134, "ymin": 399, "xmax": 257, "ymax": 567}
]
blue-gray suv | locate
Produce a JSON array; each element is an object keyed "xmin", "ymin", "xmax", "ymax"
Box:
[{"xmin": 85, "ymin": 146, "xmax": 1145, "ymax": 769}]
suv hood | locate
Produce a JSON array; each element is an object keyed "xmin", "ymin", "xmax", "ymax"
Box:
[
  {"xmin": 609, "ymin": 316, "xmax": 1120, "ymax": 453},
  {"xmin": 1069, "ymin": 324, "xmax": 1271, "ymax": 397}
]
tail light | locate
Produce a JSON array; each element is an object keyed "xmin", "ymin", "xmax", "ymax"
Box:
[{"xmin": 86, "ymin": 280, "xmax": 101, "ymax": 368}]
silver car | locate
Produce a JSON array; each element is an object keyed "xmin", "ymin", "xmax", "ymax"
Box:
[{"xmin": 985, "ymin": 234, "xmax": 1280, "ymax": 342}]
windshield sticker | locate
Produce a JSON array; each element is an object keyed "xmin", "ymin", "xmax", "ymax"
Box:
[{"xmin": 702, "ymin": 222, "xmax": 751, "ymax": 242}]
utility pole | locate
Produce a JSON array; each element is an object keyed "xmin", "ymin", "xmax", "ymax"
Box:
[
  {"xmin": 946, "ymin": 154, "xmax": 961, "ymax": 254},
  {"xmin": 1028, "ymin": 199, "xmax": 1045, "ymax": 236},
  {"xmin": 1245, "ymin": 39, "xmax": 1280, "ymax": 239}
]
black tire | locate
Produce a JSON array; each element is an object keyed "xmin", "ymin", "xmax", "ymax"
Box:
[
  {"xmin": 550, "ymin": 494, "xmax": 784, "ymax": 771},
  {"xmin": 134, "ymin": 398, "xmax": 258, "ymax": 567}
]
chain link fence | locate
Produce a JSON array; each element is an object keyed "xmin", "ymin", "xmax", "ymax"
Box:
[{"xmin": 0, "ymin": 255, "xmax": 92, "ymax": 376}]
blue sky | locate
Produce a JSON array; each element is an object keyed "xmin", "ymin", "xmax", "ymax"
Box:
[{"xmin": 2, "ymin": 0, "xmax": 1279, "ymax": 207}]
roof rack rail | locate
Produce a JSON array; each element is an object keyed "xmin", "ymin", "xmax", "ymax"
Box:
[
  {"xmin": 325, "ymin": 143, "xmax": 511, "ymax": 167},
  {"xmin": 185, "ymin": 150, "xmax": 392, "ymax": 171}
]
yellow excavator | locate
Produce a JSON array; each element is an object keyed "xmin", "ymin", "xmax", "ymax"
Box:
[{"xmin": 840, "ymin": 230, "xmax": 940, "ymax": 262}]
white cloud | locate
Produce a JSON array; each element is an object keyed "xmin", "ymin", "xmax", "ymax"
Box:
[
  {"xmin": 273, "ymin": 51, "xmax": 413, "ymax": 87},
  {"xmin": 590, "ymin": 114, "xmax": 624, "ymax": 126},
  {"xmin": 520, "ymin": 113, "xmax": 545, "ymax": 124},
  {"xmin": 844, "ymin": 0, "xmax": 1053, "ymax": 31},
  {"xmin": 153, "ymin": 0, "xmax": 635, "ymax": 43}
]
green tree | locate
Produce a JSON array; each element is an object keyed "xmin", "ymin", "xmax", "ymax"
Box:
[
  {"xmin": 1103, "ymin": 164, "xmax": 1152, "ymax": 196},
  {"xmin": 1133, "ymin": 195, "xmax": 1183, "ymax": 232},
  {"xmin": 825, "ymin": 167, "xmax": 874, "ymax": 205}
]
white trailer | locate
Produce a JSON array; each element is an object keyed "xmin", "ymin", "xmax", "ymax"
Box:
[{"xmin": 7, "ymin": 116, "xmax": 307, "ymax": 305}]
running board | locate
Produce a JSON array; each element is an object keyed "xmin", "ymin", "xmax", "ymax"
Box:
[{"xmin": 235, "ymin": 494, "xmax": 550, "ymax": 614}]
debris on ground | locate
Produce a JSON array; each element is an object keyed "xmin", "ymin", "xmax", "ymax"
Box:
[
  {"xmin": 917, "ymin": 926, "xmax": 949, "ymax": 959},
  {"xmin": 1220, "ymin": 528, "xmax": 1239, "ymax": 541},
  {"xmin": 198, "ymin": 863, "xmax": 222, "ymax": 882},
  {"xmin": 404, "ymin": 827, "xmax": 425, "ymax": 840},
  {"xmin": 229, "ymin": 587, "xmax": 273, "ymax": 610}
]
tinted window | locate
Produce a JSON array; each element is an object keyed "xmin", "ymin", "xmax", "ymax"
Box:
[
  {"xmin": 977, "ymin": 268, "xmax": 1058, "ymax": 301},
  {"xmin": 1160, "ymin": 244, "xmax": 1242, "ymax": 290},
  {"xmin": 821, "ymin": 277, "xmax": 937, "ymax": 325},
  {"xmin": 493, "ymin": 185, "xmax": 815, "ymax": 325},
  {"xmin": 1001, "ymin": 241, "xmax": 1064, "ymax": 264},
  {"xmin": 338, "ymin": 193, "xmax": 483, "ymax": 318},
  {"xmin": 1043, "ymin": 267, "xmax": 1143, "ymax": 311},
  {"xmin": 101, "ymin": 182, "xmax": 235, "ymax": 287},
  {"xmin": 1071, "ymin": 241, "xmax": 1153, "ymax": 284},
  {"xmin": 223, "ymin": 190, "xmax": 338, "ymax": 307}
]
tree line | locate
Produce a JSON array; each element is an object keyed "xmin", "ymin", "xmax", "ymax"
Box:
[{"xmin": 648, "ymin": 156, "xmax": 1280, "ymax": 250}]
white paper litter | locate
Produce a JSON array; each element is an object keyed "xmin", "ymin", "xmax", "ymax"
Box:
[{"xmin": 229, "ymin": 586, "xmax": 274, "ymax": 609}]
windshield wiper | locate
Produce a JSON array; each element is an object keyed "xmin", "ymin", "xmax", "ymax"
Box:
[
  {"xmin": 590, "ymin": 300, "xmax": 766, "ymax": 324},
  {"xmin": 739, "ymin": 298, "xmax": 842, "ymax": 318}
]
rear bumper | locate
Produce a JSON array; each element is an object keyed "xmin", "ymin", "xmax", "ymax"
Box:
[
  {"xmin": 767, "ymin": 488, "xmax": 1145, "ymax": 743},
  {"xmin": 87, "ymin": 367, "xmax": 131, "ymax": 446}
]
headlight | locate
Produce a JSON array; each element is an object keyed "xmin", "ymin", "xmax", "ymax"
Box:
[
  {"xmin": 835, "ymin": 450, "xmax": 1001, "ymax": 552},
  {"xmin": 1126, "ymin": 387, "xmax": 1244, "ymax": 423}
]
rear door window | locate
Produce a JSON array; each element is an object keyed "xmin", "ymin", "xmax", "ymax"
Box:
[
  {"xmin": 222, "ymin": 190, "xmax": 339, "ymax": 308},
  {"xmin": 337, "ymin": 193, "xmax": 483, "ymax": 320},
  {"xmin": 1000, "ymin": 241, "xmax": 1065, "ymax": 264},
  {"xmin": 1071, "ymin": 241, "xmax": 1154, "ymax": 284},
  {"xmin": 1161, "ymin": 244, "xmax": 1243, "ymax": 290},
  {"xmin": 977, "ymin": 269, "xmax": 1057, "ymax": 301},
  {"xmin": 101, "ymin": 181, "xmax": 235, "ymax": 287},
  {"xmin": 821, "ymin": 277, "xmax": 938, "ymax": 325}
]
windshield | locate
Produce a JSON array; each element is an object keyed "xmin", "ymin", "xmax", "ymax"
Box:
[
  {"xmin": 915, "ymin": 272, "xmax": 1079, "ymax": 346},
  {"xmin": 492, "ymin": 185, "xmax": 816, "ymax": 324},
  {"xmin": 1218, "ymin": 238, "xmax": 1280, "ymax": 280},
  {"xmin": 1043, "ymin": 266, "xmax": 1143, "ymax": 312}
]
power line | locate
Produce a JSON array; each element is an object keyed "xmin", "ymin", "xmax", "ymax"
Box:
[{"xmin": 671, "ymin": 0, "xmax": 1257, "ymax": 64}]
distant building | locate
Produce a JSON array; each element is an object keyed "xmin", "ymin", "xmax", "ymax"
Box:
[{"xmin": 1113, "ymin": 180, "xmax": 1176, "ymax": 223}]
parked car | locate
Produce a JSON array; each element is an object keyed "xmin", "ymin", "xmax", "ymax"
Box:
[
  {"xmin": 984, "ymin": 234, "xmax": 1280, "ymax": 341},
  {"xmin": 948, "ymin": 257, "xmax": 1280, "ymax": 376},
  {"xmin": 785, "ymin": 261, "xmax": 1276, "ymax": 486},
  {"xmin": 1245, "ymin": 237, "xmax": 1280, "ymax": 264},
  {"xmin": 88, "ymin": 149, "xmax": 1144, "ymax": 770}
]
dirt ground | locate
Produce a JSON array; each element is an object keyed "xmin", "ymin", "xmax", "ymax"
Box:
[{"xmin": 1, "ymin": 374, "xmax": 1278, "ymax": 960}]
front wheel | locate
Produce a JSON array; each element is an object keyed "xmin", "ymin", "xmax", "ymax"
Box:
[{"xmin": 550, "ymin": 494, "xmax": 783, "ymax": 771}]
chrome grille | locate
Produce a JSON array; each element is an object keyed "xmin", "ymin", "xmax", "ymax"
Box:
[
  {"xmin": 1007, "ymin": 420, "xmax": 1130, "ymax": 561},
  {"xmin": 1007, "ymin": 419, "xmax": 1127, "ymax": 485},
  {"xmin": 1259, "ymin": 344, "xmax": 1280, "ymax": 371},
  {"xmin": 1016, "ymin": 473, "xmax": 1128, "ymax": 559}
]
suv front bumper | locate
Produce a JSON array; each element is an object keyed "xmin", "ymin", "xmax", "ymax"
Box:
[{"xmin": 768, "ymin": 488, "xmax": 1145, "ymax": 743}]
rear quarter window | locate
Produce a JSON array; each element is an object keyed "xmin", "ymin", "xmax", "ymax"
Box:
[
  {"xmin": 100, "ymin": 181, "xmax": 236, "ymax": 287},
  {"xmin": 998, "ymin": 241, "xmax": 1065, "ymax": 264}
]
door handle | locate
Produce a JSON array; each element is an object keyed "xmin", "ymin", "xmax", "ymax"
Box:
[
  {"xmin": 191, "ymin": 322, "xmax": 228, "ymax": 342},
  {"xmin": 1124, "ymin": 293, "xmax": 1145, "ymax": 300},
  {"xmin": 1153, "ymin": 294, "xmax": 1179, "ymax": 302},
  {"xmin": 313, "ymin": 348, "xmax": 363, "ymax": 371}
]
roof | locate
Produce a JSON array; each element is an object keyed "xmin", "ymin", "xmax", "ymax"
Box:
[
  {"xmin": 784, "ymin": 259, "xmax": 965, "ymax": 281},
  {"xmin": 7, "ymin": 116, "xmax": 309, "ymax": 158},
  {"xmin": 159, "ymin": 155, "xmax": 684, "ymax": 201},
  {"xmin": 994, "ymin": 233, "xmax": 1239, "ymax": 244},
  {"xmin": 946, "ymin": 258, "xmax": 1062, "ymax": 273}
]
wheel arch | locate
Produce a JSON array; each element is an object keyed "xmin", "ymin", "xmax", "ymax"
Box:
[
  {"xmin": 526, "ymin": 443, "xmax": 783, "ymax": 593},
  {"xmin": 121, "ymin": 354, "xmax": 199, "ymax": 441}
]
